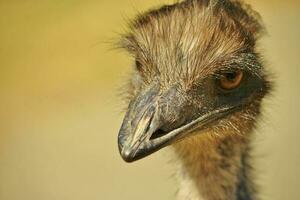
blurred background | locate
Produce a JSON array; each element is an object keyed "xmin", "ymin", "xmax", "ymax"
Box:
[{"xmin": 0, "ymin": 0, "xmax": 299, "ymax": 199}]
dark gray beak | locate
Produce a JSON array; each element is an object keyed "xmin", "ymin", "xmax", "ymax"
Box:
[{"xmin": 118, "ymin": 83, "xmax": 235, "ymax": 162}]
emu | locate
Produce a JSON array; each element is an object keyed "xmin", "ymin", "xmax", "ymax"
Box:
[{"xmin": 117, "ymin": 0, "xmax": 272, "ymax": 199}]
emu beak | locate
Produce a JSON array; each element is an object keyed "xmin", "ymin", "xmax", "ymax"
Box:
[
  {"xmin": 118, "ymin": 84, "xmax": 235, "ymax": 162},
  {"xmin": 118, "ymin": 84, "xmax": 163, "ymax": 162}
]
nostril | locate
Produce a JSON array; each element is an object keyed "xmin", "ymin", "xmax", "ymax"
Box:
[{"xmin": 150, "ymin": 129, "xmax": 168, "ymax": 140}]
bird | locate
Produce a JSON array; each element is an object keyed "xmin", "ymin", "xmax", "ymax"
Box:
[{"xmin": 117, "ymin": 0, "xmax": 272, "ymax": 199}]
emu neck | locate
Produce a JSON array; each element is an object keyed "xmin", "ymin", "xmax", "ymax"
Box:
[{"xmin": 173, "ymin": 133, "xmax": 256, "ymax": 200}]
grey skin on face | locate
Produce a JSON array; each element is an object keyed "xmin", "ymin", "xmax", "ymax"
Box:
[{"xmin": 118, "ymin": 67, "xmax": 266, "ymax": 162}]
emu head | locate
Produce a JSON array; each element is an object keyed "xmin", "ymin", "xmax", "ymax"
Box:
[{"xmin": 118, "ymin": 0, "xmax": 271, "ymax": 162}]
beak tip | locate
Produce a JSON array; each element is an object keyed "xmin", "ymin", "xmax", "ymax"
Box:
[{"xmin": 120, "ymin": 148, "xmax": 136, "ymax": 163}]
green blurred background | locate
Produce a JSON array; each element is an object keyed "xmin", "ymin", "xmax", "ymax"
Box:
[{"xmin": 0, "ymin": 0, "xmax": 299, "ymax": 199}]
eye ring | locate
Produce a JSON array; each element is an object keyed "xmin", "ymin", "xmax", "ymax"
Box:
[{"xmin": 219, "ymin": 70, "xmax": 244, "ymax": 90}]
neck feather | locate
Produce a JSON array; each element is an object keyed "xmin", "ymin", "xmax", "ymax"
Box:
[{"xmin": 172, "ymin": 132, "xmax": 257, "ymax": 200}]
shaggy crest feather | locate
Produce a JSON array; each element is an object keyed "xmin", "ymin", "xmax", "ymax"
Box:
[{"xmin": 120, "ymin": 0, "xmax": 265, "ymax": 90}]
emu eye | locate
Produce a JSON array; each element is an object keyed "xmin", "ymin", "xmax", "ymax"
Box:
[
  {"xmin": 219, "ymin": 70, "xmax": 243, "ymax": 90},
  {"xmin": 135, "ymin": 60, "xmax": 142, "ymax": 72}
]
